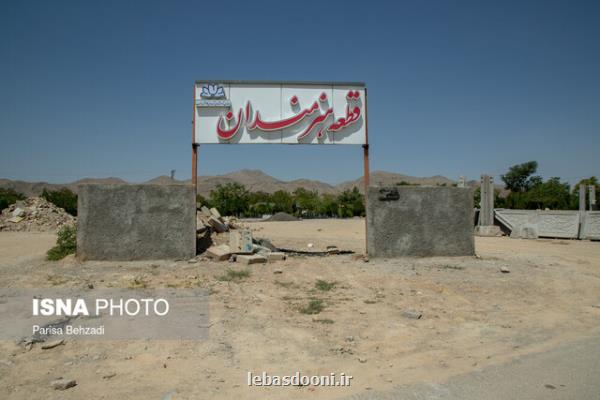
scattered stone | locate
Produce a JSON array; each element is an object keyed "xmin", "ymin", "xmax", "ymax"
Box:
[
  {"xmin": 187, "ymin": 257, "xmax": 199, "ymax": 264},
  {"xmin": 102, "ymin": 372, "xmax": 116, "ymax": 380},
  {"xmin": 237, "ymin": 254, "xmax": 267, "ymax": 265},
  {"xmin": 402, "ymin": 309, "xmax": 422, "ymax": 320},
  {"xmin": 326, "ymin": 245, "xmax": 340, "ymax": 255},
  {"xmin": 209, "ymin": 207, "xmax": 222, "ymax": 219},
  {"xmin": 208, "ymin": 216, "xmax": 228, "ymax": 233},
  {"xmin": 307, "ymin": 243, "xmax": 314, "ymax": 249},
  {"xmin": 345, "ymin": 336, "xmax": 354, "ymax": 342},
  {"xmin": 51, "ymin": 378, "xmax": 77, "ymax": 390},
  {"xmin": 0, "ymin": 197, "xmax": 75, "ymax": 232},
  {"xmin": 500, "ymin": 266, "xmax": 510, "ymax": 273},
  {"xmin": 41, "ymin": 339, "xmax": 65, "ymax": 350},
  {"xmin": 200, "ymin": 206, "xmax": 212, "ymax": 218},
  {"xmin": 205, "ymin": 245, "xmax": 232, "ymax": 261},
  {"xmin": 267, "ymin": 252, "xmax": 286, "ymax": 262},
  {"xmin": 254, "ymin": 238, "xmax": 278, "ymax": 251},
  {"xmin": 358, "ymin": 357, "xmax": 367, "ymax": 363},
  {"xmin": 230, "ymin": 229, "xmax": 253, "ymax": 254},
  {"xmin": 273, "ymin": 269, "xmax": 283, "ymax": 274},
  {"xmin": 511, "ymin": 223, "xmax": 538, "ymax": 239}
]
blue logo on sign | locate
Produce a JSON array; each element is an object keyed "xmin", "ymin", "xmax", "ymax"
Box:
[{"xmin": 201, "ymin": 83, "xmax": 225, "ymax": 99}]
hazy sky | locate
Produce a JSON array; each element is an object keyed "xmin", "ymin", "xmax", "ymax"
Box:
[{"xmin": 1, "ymin": 0, "xmax": 598, "ymax": 185}]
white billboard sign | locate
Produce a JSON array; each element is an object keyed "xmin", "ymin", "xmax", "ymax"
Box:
[{"xmin": 194, "ymin": 81, "xmax": 366, "ymax": 145}]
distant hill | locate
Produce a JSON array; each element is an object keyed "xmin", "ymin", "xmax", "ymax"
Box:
[
  {"xmin": 337, "ymin": 170, "xmax": 456, "ymax": 193},
  {"xmin": 196, "ymin": 170, "xmax": 337, "ymax": 196},
  {"xmin": 1, "ymin": 170, "xmax": 464, "ymax": 197}
]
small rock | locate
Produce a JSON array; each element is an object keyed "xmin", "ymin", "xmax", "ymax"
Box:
[
  {"xmin": 307, "ymin": 243, "xmax": 314, "ymax": 249},
  {"xmin": 237, "ymin": 254, "xmax": 267, "ymax": 265},
  {"xmin": 41, "ymin": 339, "xmax": 64, "ymax": 350},
  {"xmin": 358, "ymin": 357, "xmax": 367, "ymax": 363},
  {"xmin": 500, "ymin": 266, "xmax": 510, "ymax": 273},
  {"xmin": 51, "ymin": 378, "xmax": 77, "ymax": 390},
  {"xmin": 187, "ymin": 258, "xmax": 199, "ymax": 264},
  {"xmin": 205, "ymin": 245, "xmax": 232, "ymax": 261},
  {"xmin": 326, "ymin": 245, "xmax": 340, "ymax": 255},
  {"xmin": 102, "ymin": 372, "xmax": 116, "ymax": 380},
  {"xmin": 267, "ymin": 252, "xmax": 286, "ymax": 262},
  {"xmin": 273, "ymin": 269, "xmax": 283, "ymax": 274},
  {"xmin": 345, "ymin": 336, "xmax": 354, "ymax": 342},
  {"xmin": 402, "ymin": 310, "xmax": 422, "ymax": 320}
]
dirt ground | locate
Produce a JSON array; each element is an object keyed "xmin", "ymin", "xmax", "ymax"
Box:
[{"xmin": 1, "ymin": 219, "xmax": 600, "ymax": 399}]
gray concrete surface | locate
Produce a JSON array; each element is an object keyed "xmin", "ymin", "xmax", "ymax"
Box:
[
  {"xmin": 77, "ymin": 184, "xmax": 196, "ymax": 260},
  {"xmin": 347, "ymin": 335, "xmax": 600, "ymax": 400},
  {"xmin": 367, "ymin": 186, "xmax": 474, "ymax": 257}
]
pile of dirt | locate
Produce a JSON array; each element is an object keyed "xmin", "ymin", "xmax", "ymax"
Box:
[
  {"xmin": 265, "ymin": 212, "xmax": 299, "ymax": 222},
  {"xmin": 0, "ymin": 197, "xmax": 76, "ymax": 232}
]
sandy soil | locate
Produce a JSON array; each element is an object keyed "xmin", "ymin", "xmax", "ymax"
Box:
[{"xmin": 1, "ymin": 220, "xmax": 600, "ymax": 399}]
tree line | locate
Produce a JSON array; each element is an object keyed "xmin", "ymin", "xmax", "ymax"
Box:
[
  {"xmin": 197, "ymin": 184, "xmax": 365, "ymax": 218},
  {"xmin": 1, "ymin": 162, "xmax": 597, "ymax": 216},
  {"xmin": 476, "ymin": 161, "xmax": 598, "ymax": 210}
]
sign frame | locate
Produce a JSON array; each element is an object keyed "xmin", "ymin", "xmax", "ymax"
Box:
[{"xmin": 192, "ymin": 80, "xmax": 370, "ymax": 253}]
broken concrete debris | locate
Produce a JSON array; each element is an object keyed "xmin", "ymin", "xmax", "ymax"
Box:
[
  {"xmin": 41, "ymin": 339, "xmax": 65, "ymax": 350},
  {"xmin": 205, "ymin": 244, "xmax": 232, "ymax": 261},
  {"xmin": 402, "ymin": 309, "xmax": 423, "ymax": 320},
  {"xmin": 51, "ymin": 378, "xmax": 77, "ymax": 390},
  {"xmin": 266, "ymin": 252, "xmax": 286, "ymax": 261},
  {"xmin": 197, "ymin": 206, "xmax": 348, "ymax": 265},
  {"xmin": 236, "ymin": 254, "xmax": 267, "ymax": 265},
  {"xmin": 229, "ymin": 229, "xmax": 253, "ymax": 254},
  {"xmin": 0, "ymin": 197, "xmax": 75, "ymax": 232}
]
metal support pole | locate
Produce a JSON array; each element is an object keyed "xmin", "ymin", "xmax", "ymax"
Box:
[
  {"xmin": 192, "ymin": 84, "xmax": 198, "ymax": 197},
  {"xmin": 363, "ymin": 88, "xmax": 370, "ymax": 256}
]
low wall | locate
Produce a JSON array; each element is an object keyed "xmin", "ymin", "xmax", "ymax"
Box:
[
  {"xmin": 494, "ymin": 209, "xmax": 600, "ymax": 240},
  {"xmin": 581, "ymin": 212, "xmax": 600, "ymax": 240},
  {"xmin": 77, "ymin": 184, "xmax": 196, "ymax": 260},
  {"xmin": 367, "ymin": 186, "xmax": 474, "ymax": 257}
]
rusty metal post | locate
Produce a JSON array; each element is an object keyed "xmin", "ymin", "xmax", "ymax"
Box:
[
  {"xmin": 192, "ymin": 84, "xmax": 198, "ymax": 197},
  {"xmin": 363, "ymin": 87, "xmax": 370, "ymax": 256}
]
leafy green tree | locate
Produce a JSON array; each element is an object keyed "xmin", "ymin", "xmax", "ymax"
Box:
[
  {"xmin": 209, "ymin": 183, "xmax": 249, "ymax": 216},
  {"xmin": 41, "ymin": 188, "xmax": 78, "ymax": 216},
  {"xmin": 337, "ymin": 187, "xmax": 364, "ymax": 217},
  {"xmin": 247, "ymin": 191, "xmax": 273, "ymax": 217},
  {"xmin": 0, "ymin": 188, "xmax": 25, "ymax": 211},
  {"xmin": 526, "ymin": 177, "xmax": 571, "ymax": 210},
  {"xmin": 270, "ymin": 190, "xmax": 294, "ymax": 214},
  {"xmin": 318, "ymin": 193, "xmax": 339, "ymax": 217},
  {"xmin": 293, "ymin": 188, "xmax": 320, "ymax": 217},
  {"xmin": 501, "ymin": 161, "xmax": 540, "ymax": 192}
]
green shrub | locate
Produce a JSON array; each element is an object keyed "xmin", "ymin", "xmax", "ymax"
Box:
[
  {"xmin": 216, "ymin": 268, "xmax": 250, "ymax": 282},
  {"xmin": 299, "ymin": 299, "xmax": 325, "ymax": 315},
  {"xmin": 0, "ymin": 188, "xmax": 25, "ymax": 211},
  {"xmin": 41, "ymin": 188, "xmax": 78, "ymax": 216},
  {"xmin": 315, "ymin": 280, "xmax": 336, "ymax": 291},
  {"xmin": 47, "ymin": 225, "xmax": 77, "ymax": 261}
]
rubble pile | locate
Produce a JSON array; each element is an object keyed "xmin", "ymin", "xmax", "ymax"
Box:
[
  {"xmin": 0, "ymin": 197, "xmax": 76, "ymax": 232},
  {"xmin": 197, "ymin": 206, "xmax": 286, "ymax": 264}
]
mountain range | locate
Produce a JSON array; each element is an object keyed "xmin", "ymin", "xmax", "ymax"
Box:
[{"xmin": 0, "ymin": 169, "xmax": 468, "ymax": 198}]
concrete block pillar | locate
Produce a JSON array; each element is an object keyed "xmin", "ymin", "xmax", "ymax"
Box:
[
  {"xmin": 579, "ymin": 185, "xmax": 587, "ymax": 222},
  {"xmin": 475, "ymin": 174, "xmax": 502, "ymax": 236},
  {"xmin": 479, "ymin": 175, "xmax": 494, "ymax": 226},
  {"xmin": 590, "ymin": 185, "xmax": 596, "ymax": 211}
]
